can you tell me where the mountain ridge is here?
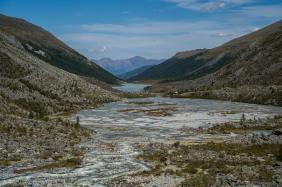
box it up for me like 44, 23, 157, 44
95, 56, 165, 75
0, 15, 120, 174
0, 14, 120, 85
119, 65, 153, 80
131, 20, 282, 83
135, 20, 282, 105
0, 30, 119, 117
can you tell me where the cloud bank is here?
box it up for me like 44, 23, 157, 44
60, 1, 282, 59
163, 0, 254, 11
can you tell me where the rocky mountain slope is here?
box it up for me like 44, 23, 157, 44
0, 14, 120, 85
137, 20, 282, 105
95, 56, 164, 76
0, 30, 119, 118
119, 65, 153, 80
132, 21, 282, 83
131, 49, 209, 81
0, 14, 121, 177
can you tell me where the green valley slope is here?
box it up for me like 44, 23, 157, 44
132, 20, 282, 84
0, 14, 120, 85
133, 20, 282, 105
119, 65, 153, 80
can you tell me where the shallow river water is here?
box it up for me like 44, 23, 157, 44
1, 84, 281, 186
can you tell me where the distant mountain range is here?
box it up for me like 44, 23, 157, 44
119, 65, 153, 80
132, 20, 282, 105
94, 56, 165, 76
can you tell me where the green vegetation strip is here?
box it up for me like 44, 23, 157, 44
14, 157, 81, 174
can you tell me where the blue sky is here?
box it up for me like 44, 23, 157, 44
1, 0, 282, 59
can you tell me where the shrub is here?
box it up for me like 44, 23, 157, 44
172, 141, 180, 148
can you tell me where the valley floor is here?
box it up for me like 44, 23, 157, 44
113, 116, 282, 186
0, 96, 281, 186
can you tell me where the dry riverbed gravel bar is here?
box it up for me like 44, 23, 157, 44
0, 97, 282, 186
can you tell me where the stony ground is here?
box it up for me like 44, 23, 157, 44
0, 114, 93, 174
108, 115, 282, 187
0, 29, 120, 186
137, 21, 282, 107
1, 96, 281, 186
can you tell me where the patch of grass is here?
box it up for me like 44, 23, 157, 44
220, 111, 239, 115
132, 164, 162, 177
208, 116, 282, 134
277, 146, 282, 161
10, 154, 22, 162
0, 123, 30, 137
14, 157, 81, 174
0, 160, 11, 166
146, 108, 173, 117
118, 106, 177, 117
118, 108, 138, 113
274, 114, 282, 120
183, 172, 216, 187
0, 52, 30, 78
172, 141, 180, 148
49, 111, 74, 120
19, 79, 60, 100
136, 140, 281, 185
255, 165, 274, 182
138, 152, 166, 164
189, 142, 281, 158
127, 101, 154, 105
118, 92, 155, 98
14, 98, 48, 117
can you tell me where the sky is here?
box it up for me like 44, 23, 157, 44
0, 0, 282, 60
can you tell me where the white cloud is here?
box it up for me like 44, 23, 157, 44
61, 20, 256, 59
163, 0, 253, 11
233, 4, 282, 18
211, 32, 233, 37
59, 3, 282, 59
88, 46, 108, 53
252, 27, 260, 32
80, 21, 213, 34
